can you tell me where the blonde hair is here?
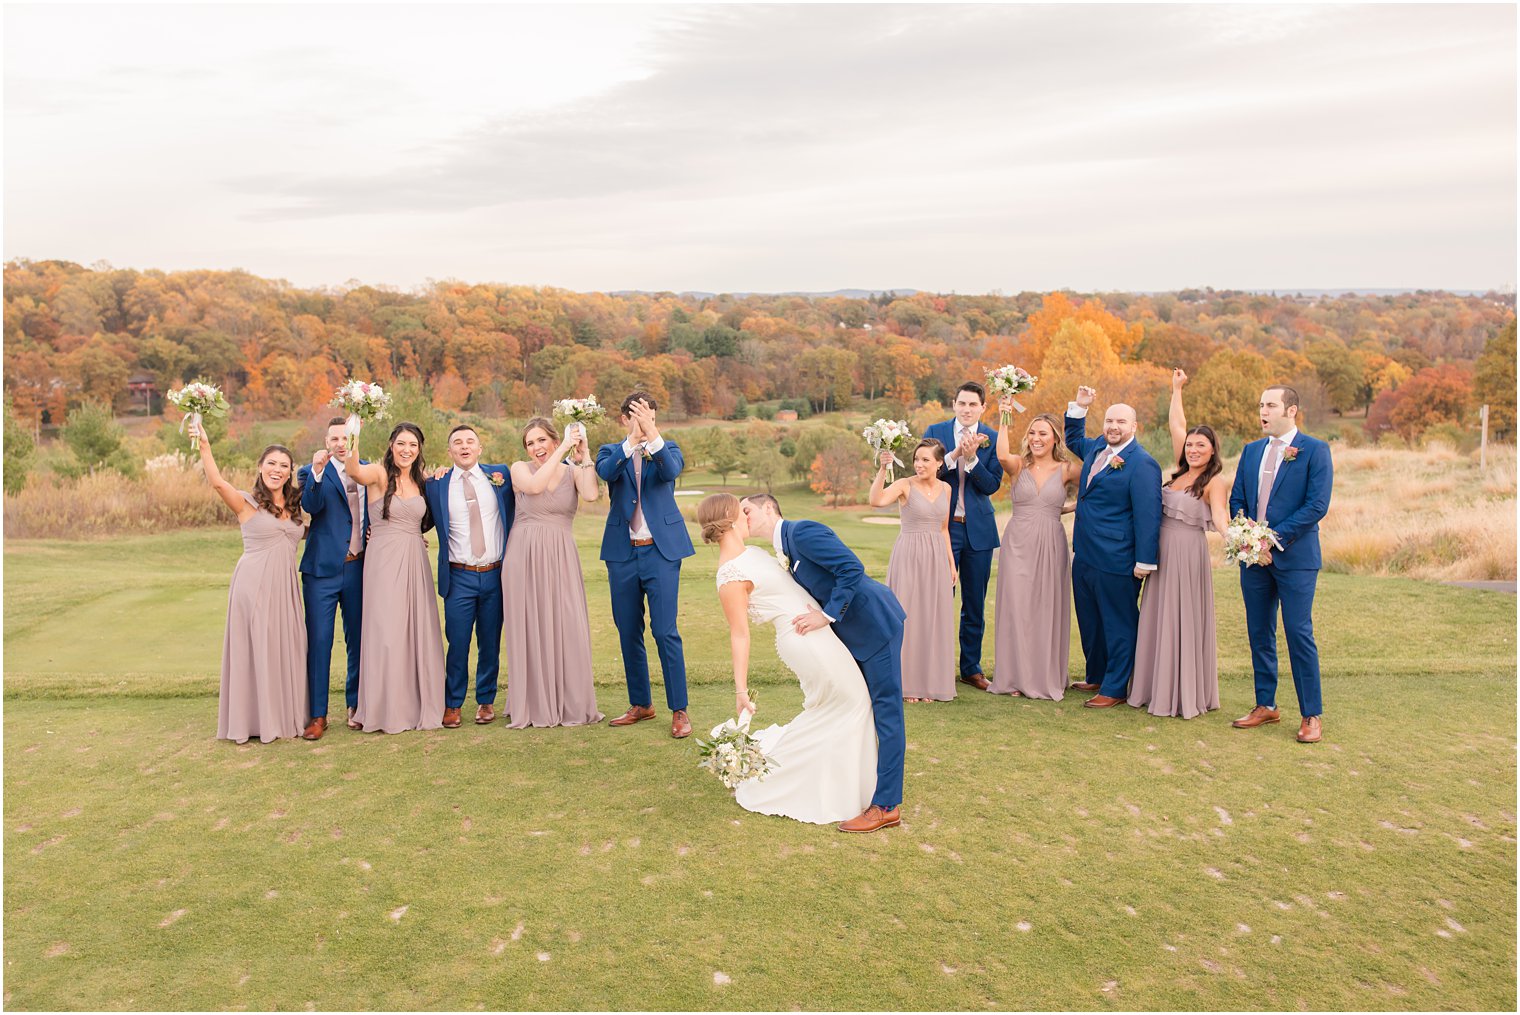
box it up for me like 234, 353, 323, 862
522, 416, 559, 445
1021, 413, 1069, 468
697, 492, 740, 544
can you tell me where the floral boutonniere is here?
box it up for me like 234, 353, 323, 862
1108, 454, 1126, 471
1281, 446, 1299, 463
488, 472, 505, 487
976, 433, 991, 449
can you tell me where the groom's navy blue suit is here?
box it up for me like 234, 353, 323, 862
1230, 430, 1332, 717
1064, 415, 1163, 699
597, 438, 694, 711
297, 458, 369, 720
780, 519, 907, 810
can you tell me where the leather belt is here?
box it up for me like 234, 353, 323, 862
630, 538, 655, 547
950, 517, 966, 524
345, 551, 365, 562
450, 561, 502, 572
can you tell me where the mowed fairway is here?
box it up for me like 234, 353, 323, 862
4, 494, 1516, 1011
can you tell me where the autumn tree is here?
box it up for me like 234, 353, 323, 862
1474, 319, 1517, 439
1185, 348, 1276, 442
809, 431, 870, 506
1385, 364, 1475, 442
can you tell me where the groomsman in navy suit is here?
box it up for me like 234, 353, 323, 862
740, 494, 907, 834
596, 392, 695, 738
423, 425, 516, 727
1229, 385, 1333, 744
924, 381, 1004, 691
1064, 386, 1163, 708
297, 418, 369, 740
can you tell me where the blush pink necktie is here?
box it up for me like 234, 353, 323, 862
1256, 438, 1285, 522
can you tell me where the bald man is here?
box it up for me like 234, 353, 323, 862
1064, 386, 1163, 708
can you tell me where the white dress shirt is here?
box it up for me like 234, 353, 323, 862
447, 464, 504, 566
621, 434, 666, 541
1258, 426, 1299, 490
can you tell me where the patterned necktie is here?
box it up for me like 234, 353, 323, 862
1256, 438, 1285, 522
462, 471, 487, 558
1086, 446, 1112, 489
631, 451, 646, 534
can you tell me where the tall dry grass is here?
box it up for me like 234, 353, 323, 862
3, 464, 257, 539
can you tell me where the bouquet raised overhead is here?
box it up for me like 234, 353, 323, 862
166, 381, 230, 451
331, 379, 392, 444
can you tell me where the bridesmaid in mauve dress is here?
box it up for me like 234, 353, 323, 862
190, 425, 308, 744
503, 417, 604, 728
869, 440, 957, 703
989, 408, 1084, 700
1129, 370, 1232, 718
342, 422, 447, 734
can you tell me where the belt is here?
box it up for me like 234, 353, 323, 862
630, 538, 655, 547
450, 561, 502, 572
345, 551, 365, 562
950, 517, 966, 524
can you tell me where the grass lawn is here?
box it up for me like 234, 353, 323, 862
4, 493, 1516, 1010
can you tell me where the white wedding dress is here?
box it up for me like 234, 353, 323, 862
715, 546, 877, 824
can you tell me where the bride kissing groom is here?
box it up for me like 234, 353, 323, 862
698, 492, 907, 833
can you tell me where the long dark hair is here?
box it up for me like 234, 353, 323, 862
382, 422, 427, 520
1171, 425, 1222, 500
253, 444, 302, 521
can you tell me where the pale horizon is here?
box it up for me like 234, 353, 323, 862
6, 3, 1516, 294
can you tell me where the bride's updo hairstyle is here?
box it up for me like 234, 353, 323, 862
697, 492, 741, 544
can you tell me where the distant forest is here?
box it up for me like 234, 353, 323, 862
4, 259, 1515, 444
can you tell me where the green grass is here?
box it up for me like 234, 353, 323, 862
4, 492, 1516, 1010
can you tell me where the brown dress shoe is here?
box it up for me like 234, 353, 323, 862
1084, 694, 1125, 708
609, 705, 656, 727
1070, 681, 1100, 692
1232, 705, 1281, 729
442, 707, 463, 728
475, 703, 496, 725
839, 805, 902, 833
671, 709, 692, 739
301, 716, 328, 741
346, 707, 361, 730
1297, 715, 1322, 743
960, 673, 991, 691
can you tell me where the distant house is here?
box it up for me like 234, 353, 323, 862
776, 409, 799, 423
127, 372, 157, 415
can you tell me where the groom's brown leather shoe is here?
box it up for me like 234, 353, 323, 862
301, 716, 328, 741
671, 709, 692, 739
1296, 715, 1322, 743
1070, 681, 1100, 692
609, 705, 656, 727
475, 704, 496, 725
1084, 694, 1125, 708
442, 707, 463, 728
960, 673, 991, 691
1232, 705, 1281, 729
839, 805, 902, 833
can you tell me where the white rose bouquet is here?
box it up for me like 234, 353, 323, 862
696, 702, 776, 790
1223, 512, 1283, 567
552, 394, 606, 451
863, 418, 914, 481
986, 364, 1038, 424
165, 381, 230, 451
331, 379, 392, 444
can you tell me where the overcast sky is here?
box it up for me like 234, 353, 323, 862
5, 3, 1515, 293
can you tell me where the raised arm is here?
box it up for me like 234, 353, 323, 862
1064, 385, 1101, 461
994, 396, 1025, 477
718, 578, 756, 717
1168, 368, 1188, 463
299, 454, 329, 517
512, 432, 577, 495
191, 422, 255, 522
341, 450, 387, 494
867, 452, 909, 507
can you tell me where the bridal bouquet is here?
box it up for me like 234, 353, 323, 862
986, 364, 1038, 423
863, 418, 913, 481
331, 379, 392, 444
1223, 512, 1282, 567
696, 704, 776, 789
552, 394, 606, 449
165, 381, 230, 451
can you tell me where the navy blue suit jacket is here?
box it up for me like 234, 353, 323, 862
297, 459, 370, 579
1229, 432, 1332, 571
595, 439, 695, 563
924, 419, 1003, 551
422, 464, 516, 599
780, 519, 906, 662
1064, 415, 1163, 576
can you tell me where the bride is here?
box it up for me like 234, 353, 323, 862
697, 493, 877, 825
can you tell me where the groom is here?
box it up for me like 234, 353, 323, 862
740, 494, 907, 833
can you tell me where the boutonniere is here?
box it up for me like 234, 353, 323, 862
1281, 446, 1299, 463
1108, 454, 1125, 471
777, 551, 790, 570
487, 472, 505, 487
976, 433, 991, 449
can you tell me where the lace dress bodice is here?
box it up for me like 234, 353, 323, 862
716, 546, 823, 627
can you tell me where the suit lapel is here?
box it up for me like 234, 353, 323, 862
326, 460, 353, 519
1268, 434, 1301, 501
